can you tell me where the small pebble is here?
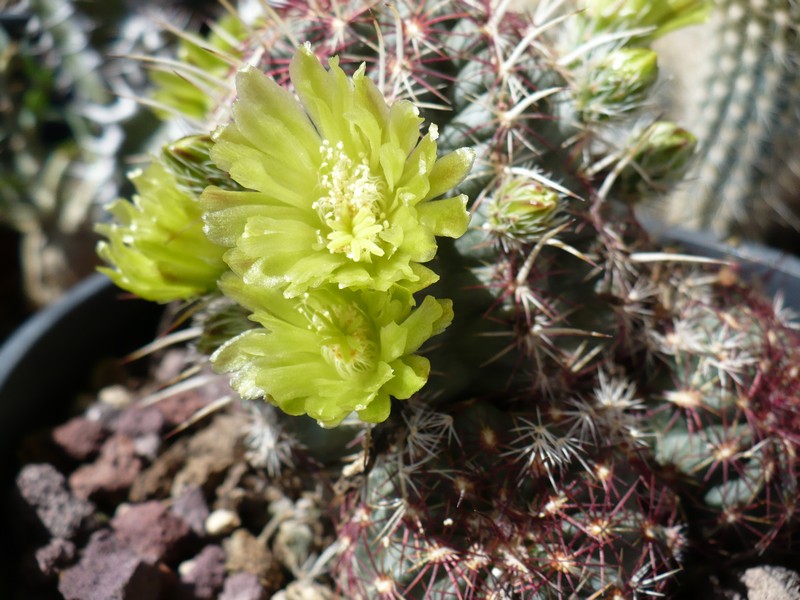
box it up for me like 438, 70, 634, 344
205, 508, 241, 536
133, 433, 161, 461
272, 581, 335, 600
740, 566, 800, 600
99, 385, 135, 409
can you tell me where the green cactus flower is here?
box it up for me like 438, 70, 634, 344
211, 272, 454, 427
96, 157, 228, 303
202, 44, 474, 297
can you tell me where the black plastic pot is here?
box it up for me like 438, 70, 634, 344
647, 222, 800, 300
0, 273, 164, 459
0, 273, 163, 597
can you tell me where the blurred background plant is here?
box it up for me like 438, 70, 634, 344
0, 0, 221, 338
653, 0, 800, 249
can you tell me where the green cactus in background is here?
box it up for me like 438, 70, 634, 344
93, 0, 800, 597
0, 0, 224, 307
659, 0, 800, 245
0, 0, 154, 305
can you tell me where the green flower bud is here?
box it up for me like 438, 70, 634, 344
486, 177, 561, 245
96, 154, 228, 303
211, 273, 454, 428
202, 44, 474, 298
576, 48, 659, 120
151, 14, 247, 120
617, 121, 697, 198
162, 135, 241, 196
585, 0, 712, 42
194, 299, 255, 357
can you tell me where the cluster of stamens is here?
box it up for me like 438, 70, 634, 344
300, 292, 377, 377
314, 140, 388, 262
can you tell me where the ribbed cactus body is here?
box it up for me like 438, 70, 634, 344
663, 0, 800, 239
649, 282, 800, 556
335, 401, 684, 599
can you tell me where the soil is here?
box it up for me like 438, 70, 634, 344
7, 346, 339, 600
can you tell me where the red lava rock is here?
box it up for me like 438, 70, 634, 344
58, 530, 164, 600
219, 572, 269, 600
155, 373, 232, 428
111, 500, 192, 565
35, 538, 76, 578
170, 485, 210, 536
114, 404, 165, 438
179, 544, 226, 598
52, 417, 109, 461
15, 464, 95, 539
69, 435, 142, 501
157, 392, 214, 428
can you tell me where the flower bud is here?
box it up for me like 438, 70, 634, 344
162, 135, 238, 196
617, 121, 697, 199
576, 48, 659, 120
486, 177, 561, 245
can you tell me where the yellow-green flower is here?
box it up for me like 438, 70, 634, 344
211, 273, 453, 427
202, 44, 474, 297
96, 156, 227, 302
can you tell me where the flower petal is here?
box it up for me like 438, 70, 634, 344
417, 195, 471, 239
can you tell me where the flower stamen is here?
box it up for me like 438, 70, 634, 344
300, 292, 378, 377
315, 140, 387, 262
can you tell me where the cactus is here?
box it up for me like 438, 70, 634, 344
0, 0, 226, 306
93, 0, 800, 597
660, 0, 800, 243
